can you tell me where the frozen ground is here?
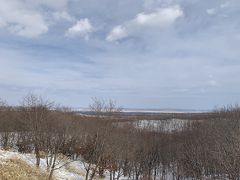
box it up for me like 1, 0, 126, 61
0, 149, 134, 180
0, 149, 86, 180
117, 118, 190, 132
134, 119, 189, 132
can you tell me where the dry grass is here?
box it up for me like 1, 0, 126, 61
0, 158, 49, 180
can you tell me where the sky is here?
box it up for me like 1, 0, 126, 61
0, 0, 240, 110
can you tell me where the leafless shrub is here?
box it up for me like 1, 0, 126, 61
1, 95, 240, 179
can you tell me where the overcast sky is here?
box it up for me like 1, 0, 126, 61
0, 0, 239, 110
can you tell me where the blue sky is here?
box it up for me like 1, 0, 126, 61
0, 0, 240, 110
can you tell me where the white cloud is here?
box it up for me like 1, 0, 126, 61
106, 5, 183, 42
135, 5, 183, 27
206, 8, 217, 15
106, 25, 128, 42
65, 19, 93, 38
0, 0, 75, 38
0, 1, 48, 37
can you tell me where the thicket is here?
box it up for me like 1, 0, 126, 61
0, 96, 240, 180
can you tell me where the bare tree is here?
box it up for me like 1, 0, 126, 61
20, 94, 53, 167
89, 97, 122, 117
0, 99, 16, 150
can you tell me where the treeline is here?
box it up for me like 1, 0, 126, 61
0, 95, 240, 179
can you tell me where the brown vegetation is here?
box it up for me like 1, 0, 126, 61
0, 158, 48, 180
1, 95, 240, 179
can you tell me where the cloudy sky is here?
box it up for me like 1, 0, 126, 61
0, 0, 239, 110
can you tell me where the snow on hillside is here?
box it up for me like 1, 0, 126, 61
0, 149, 85, 180
0, 150, 134, 180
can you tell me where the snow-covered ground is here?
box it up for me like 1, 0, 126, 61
0, 149, 134, 180
0, 149, 86, 180
134, 119, 189, 132
116, 119, 190, 132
